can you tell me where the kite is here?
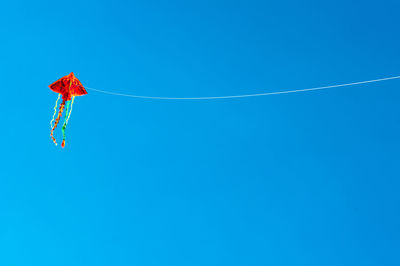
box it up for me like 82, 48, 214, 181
49, 72, 87, 148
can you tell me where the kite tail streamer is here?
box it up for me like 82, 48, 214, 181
50, 94, 61, 128
61, 100, 71, 148
50, 100, 65, 146
66, 96, 75, 125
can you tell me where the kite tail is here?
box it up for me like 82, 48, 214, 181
61, 100, 72, 148
66, 96, 75, 125
50, 94, 61, 129
50, 100, 66, 146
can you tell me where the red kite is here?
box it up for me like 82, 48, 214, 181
49, 72, 87, 148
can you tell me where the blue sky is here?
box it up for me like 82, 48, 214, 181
0, 0, 399, 265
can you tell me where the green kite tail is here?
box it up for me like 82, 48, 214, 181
61, 100, 71, 148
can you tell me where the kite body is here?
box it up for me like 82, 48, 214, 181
49, 72, 87, 148
50, 72, 87, 101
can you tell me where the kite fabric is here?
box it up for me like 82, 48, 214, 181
49, 72, 87, 148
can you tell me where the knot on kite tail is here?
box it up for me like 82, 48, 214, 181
50, 100, 66, 146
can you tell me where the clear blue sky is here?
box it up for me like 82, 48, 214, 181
0, 1, 399, 265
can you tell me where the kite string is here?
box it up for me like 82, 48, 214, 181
84, 75, 400, 100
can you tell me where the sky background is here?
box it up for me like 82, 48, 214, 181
0, 0, 399, 265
